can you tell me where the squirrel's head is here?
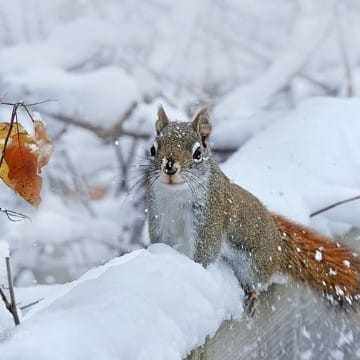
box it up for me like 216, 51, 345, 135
148, 106, 212, 188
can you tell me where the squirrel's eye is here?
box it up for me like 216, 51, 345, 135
192, 142, 202, 162
150, 142, 158, 158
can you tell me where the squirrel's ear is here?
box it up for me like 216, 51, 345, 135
192, 108, 212, 148
156, 106, 170, 135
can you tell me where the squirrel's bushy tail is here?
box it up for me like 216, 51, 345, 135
272, 214, 360, 308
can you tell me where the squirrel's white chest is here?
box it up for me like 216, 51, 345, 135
152, 182, 195, 258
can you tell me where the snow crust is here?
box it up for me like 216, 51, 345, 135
1, 245, 243, 360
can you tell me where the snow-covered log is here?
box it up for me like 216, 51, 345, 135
0, 245, 243, 360
3, 240, 360, 360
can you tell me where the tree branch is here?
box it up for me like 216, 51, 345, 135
0, 258, 20, 326
0, 287, 11, 311
310, 195, 360, 218
0, 208, 30, 222
60, 149, 96, 218
6, 257, 20, 325
41, 102, 147, 141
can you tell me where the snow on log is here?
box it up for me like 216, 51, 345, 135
0, 244, 243, 360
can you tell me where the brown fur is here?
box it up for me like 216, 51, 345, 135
273, 214, 360, 306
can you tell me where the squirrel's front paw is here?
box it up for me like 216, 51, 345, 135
243, 289, 259, 317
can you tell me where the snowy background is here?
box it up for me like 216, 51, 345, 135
1, 0, 360, 358
0, 0, 359, 286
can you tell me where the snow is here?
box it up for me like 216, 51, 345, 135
315, 250, 323, 262
1, 2, 360, 358
0, 17, 119, 74
0, 245, 243, 360
211, 0, 334, 149
0, 241, 9, 259
4, 66, 138, 128
217, 0, 333, 112
222, 97, 360, 235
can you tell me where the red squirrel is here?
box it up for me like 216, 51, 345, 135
146, 106, 360, 314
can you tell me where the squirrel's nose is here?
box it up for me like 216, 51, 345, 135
163, 158, 178, 176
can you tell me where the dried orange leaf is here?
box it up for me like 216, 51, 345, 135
5, 134, 42, 206
0, 120, 53, 207
0, 122, 30, 188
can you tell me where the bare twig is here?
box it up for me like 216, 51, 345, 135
0, 103, 18, 168
297, 73, 338, 95
38, 111, 101, 133
65, 44, 118, 73
41, 102, 144, 141
0, 99, 56, 107
1, 257, 20, 325
212, 146, 238, 155
61, 149, 96, 218
20, 298, 44, 311
118, 101, 138, 126
310, 195, 360, 218
0, 208, 30, 222
52, 125, 68, 142
114, 137, 139, 195
114, 141, 128, 193
0, 287, 11, 311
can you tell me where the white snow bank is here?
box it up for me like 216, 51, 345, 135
222, 97, 360, 235
1, 245, 243, 360
212, 109, 281, 149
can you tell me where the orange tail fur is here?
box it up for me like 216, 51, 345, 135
272, 214, 360, 308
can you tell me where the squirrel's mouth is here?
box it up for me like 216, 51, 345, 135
160, 174, 185, 186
